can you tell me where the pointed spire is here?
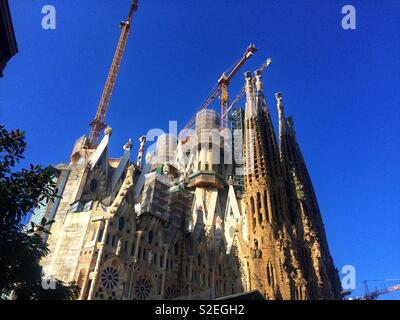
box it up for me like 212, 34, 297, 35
255, 69, 263, 92
287, 116, 296, 136
255, 69, 270, 115
123, 138, 133, 151
136, 135, 147, 168
112, 138, 132, 190
104, 126, 113, 136
244, 72, 257, 120
275, 92, 284, 118
276, 92, 292, 136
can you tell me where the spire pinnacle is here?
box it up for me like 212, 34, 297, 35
255, 69, 263, 92
104, 126, 113, 136
244, 71, 254, 97
276, 92, 291, 136
123, 138, 133, 151
275, 92, 284, 118
244, 72, 257, 120
287, 116, 296, 136
276, 92, 296, 137
136, 135, 147, 168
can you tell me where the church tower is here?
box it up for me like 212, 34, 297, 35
276, 92, 342, 299
243, 71, 307, 300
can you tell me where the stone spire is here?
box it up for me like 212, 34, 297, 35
255, 69, 267, 113
277, 93, 342, 299
276, 92, 286, 136
244, 72, 258, 120
254, 72, 282, 182
255, 69, 263, 92
136, 135, 147, 168
242, 72, 306, 300
276, 92, 295, 138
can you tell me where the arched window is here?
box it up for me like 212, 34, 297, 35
148, 230, 153, 244
250, 197, 255, 216
257, 192, 263, 223
303, 248, 309, 273
118, 217, 125, 231
250, 197, 256, 229
174, 243, 179, 256
263, 190, 269, 223
266, 261, 275, 288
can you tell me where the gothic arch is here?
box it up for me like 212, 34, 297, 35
130, 268, 157, 300
95, 257, 127, 300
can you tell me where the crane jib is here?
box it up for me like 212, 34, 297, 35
88, 1, 139, 148
180, 44, 258, 135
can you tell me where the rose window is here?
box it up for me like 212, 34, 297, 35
165, 286, 179, 300
134, 277, 152, 300
101, 267, 119, 290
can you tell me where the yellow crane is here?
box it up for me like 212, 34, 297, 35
88, 0, 139, 148
358, 280, 400, 300
179, 44, 257, 139
344, 279, 400, 300
218, 44, 257, 128
223, 57, 272, 119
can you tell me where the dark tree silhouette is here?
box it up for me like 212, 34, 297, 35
0, 125, 79, 300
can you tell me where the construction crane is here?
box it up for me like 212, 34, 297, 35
218, 44, 257, 128
87, 0, 139, 148
360, 281, 400, 300
179, 44, 257, 139
364, 284, 400, 300
222, 57, 272, 119
349, 280, 400, 300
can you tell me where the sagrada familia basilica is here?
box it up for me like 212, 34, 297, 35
33, 1, 342, 300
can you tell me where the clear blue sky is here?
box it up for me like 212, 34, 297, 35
1, 0, 399, 299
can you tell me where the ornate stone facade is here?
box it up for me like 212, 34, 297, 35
40, 74, 341, 300
276, 92, 342, 299
241, 70, 341, 300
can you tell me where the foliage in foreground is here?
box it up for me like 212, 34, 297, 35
0, 125, 79, 300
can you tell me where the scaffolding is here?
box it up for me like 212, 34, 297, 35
195, 109, 220, 132
155, 134, 178, 165
140, 172, 170, 221
231, 108, 245, 194
168, 185, 193, 223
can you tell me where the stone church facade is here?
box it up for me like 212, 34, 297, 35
39, 72, 341, 300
